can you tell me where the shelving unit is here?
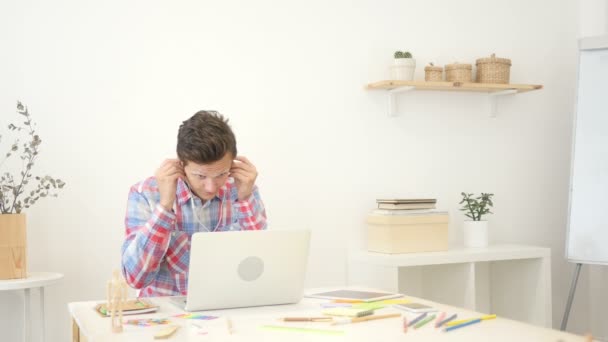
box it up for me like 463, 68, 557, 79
347, 244, 552, 328
366, 80, 543, 117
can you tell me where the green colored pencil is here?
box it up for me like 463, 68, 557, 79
414, 314, 436, 329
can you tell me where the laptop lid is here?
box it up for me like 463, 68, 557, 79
184, 229, 311, 311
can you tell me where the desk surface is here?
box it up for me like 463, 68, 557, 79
0, 272, 63, 291
69, 289, 585, 342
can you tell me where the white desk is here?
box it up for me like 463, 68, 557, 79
348, 245, 552, 327
68, 289, 583, 342
0, 272, 64, 342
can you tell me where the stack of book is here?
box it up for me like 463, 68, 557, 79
368, 198, 449, 254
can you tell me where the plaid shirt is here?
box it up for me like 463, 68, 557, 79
121, 176, 267, 297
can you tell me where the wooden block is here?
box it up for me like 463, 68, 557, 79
367, 214, 448, 225
154, 325, 179, 339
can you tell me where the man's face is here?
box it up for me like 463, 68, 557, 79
182, 153, 233, 200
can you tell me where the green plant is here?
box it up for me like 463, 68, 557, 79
459, 192, 494, 221
0, 102, 65, 214
394, 51, 413, 58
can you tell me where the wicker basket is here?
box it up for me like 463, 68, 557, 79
424, 65, 443, 81
445, 63, 472, 82
476, 54, 511, 84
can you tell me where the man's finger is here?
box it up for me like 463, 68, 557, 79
230, 170, 251, 181
234, 155, 253, 166
231, 161, 255, 173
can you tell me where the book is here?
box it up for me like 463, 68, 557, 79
94, 298, 159, 317
376, 198, 436, 204
371, 209, 447, 216
377, 202, 436, 210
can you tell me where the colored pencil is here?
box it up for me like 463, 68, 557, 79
436, 313, 458, 328
444, 318, 482, 332
414, 314, 436, 329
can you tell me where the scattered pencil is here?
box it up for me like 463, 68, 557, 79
282, 317, 333, 322
436, 313, 458, 328
435, 312, 446, 327
331, 313, 401, 325
414, 314, 436, 329
444, 318, 482, 332
408, 312, 427, 326
445, 314, 496, 327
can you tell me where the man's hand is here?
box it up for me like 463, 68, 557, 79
155, 159, 185, 212
230, 156, 258, 201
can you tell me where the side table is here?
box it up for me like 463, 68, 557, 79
0, 272, 64, 342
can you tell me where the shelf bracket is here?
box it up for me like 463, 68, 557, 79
488, 89, 517, 117
387, 86, 415, 117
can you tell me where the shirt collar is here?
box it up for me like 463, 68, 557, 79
176, 177, 231, 205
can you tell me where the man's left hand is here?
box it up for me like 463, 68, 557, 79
230, 156, 258, 201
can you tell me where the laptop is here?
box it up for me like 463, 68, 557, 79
172, 229, 311, 311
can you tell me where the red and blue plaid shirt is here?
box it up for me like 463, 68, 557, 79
121, 176, 267, 297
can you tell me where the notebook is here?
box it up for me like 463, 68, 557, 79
306, 289, 403, 302
95, 299, 158, 317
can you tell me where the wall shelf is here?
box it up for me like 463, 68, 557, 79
366, 80, 543, 117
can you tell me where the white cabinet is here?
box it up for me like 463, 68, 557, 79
347, 244, 551, 327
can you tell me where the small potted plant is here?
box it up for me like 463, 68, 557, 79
0, 102, 66, 279
391, 51, 416, 81
459, 192, 494, 248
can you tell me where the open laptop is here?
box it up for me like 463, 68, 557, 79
172, 229, 311, 311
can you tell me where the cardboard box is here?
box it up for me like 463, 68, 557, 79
367, 213, 448, 254
0, 214, 27, 279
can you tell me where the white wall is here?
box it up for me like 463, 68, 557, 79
0, 0, 586, 341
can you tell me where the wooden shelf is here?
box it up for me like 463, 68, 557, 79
367, 80, 543, 92
366, 80, 543, 116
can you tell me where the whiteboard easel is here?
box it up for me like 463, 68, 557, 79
562, 34, 608, 330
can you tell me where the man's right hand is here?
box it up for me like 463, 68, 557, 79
155, 159, 185, 212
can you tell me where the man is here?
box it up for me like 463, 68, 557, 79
121, 111, 267, 297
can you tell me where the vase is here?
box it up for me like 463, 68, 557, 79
0, 214, 27, 279
463, 220, 488, 248
390, 58, 416, 80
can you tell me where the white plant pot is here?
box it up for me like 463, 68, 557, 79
463, 220, 489, 248
390, 58, 416, 80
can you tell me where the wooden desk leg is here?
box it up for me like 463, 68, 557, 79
72, 318, 88, 342
24, 288, 30, 342
72, 318, 80, 342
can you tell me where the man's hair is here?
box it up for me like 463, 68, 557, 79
177, 110, 237, 164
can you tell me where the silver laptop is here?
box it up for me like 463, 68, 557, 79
172, 229, 311, 311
